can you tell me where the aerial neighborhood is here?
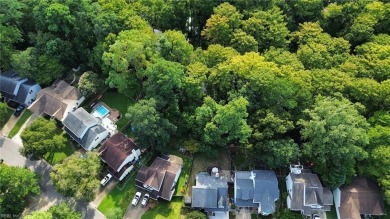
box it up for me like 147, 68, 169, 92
1, 0, 390, 219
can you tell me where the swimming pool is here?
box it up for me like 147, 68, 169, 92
96, 105, 109, 117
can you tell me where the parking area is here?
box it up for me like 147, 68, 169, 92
123, 190, 151, 219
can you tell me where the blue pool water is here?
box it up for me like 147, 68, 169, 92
96, 105, 109, 117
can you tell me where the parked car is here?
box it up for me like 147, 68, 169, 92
312, 214, 320, 219
141, 193, 150, 207
132, 192, 142, 206
100, 173, 113, 186
14, 105, 25, 117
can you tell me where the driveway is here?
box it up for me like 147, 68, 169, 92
0, 135, 106, 219
0, 113, 20, 136
123, 190, 149, 219
235, 207, 251, 219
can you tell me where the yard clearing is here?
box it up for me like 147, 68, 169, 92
186, 149, 231, 196
44, 131, 75, 165
99, 91, 135, 129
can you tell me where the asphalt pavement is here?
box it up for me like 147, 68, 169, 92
0, 135, 106, 219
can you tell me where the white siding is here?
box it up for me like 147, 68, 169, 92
286, 175, 293, 209
333, 188, 341, 219
24, 84, 41, 106
87, 129, 109, 151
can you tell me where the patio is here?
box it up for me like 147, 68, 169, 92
91, 102, 120, 135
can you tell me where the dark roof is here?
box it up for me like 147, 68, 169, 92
289, 171, 333, 216
14, 80, 36, 104
235, 170, 279, 214
63, 108, 97, 138
192, 172, 228, 211
0, 70, 24, 95
136, 155, 182, 200
28, 80, 82, 120
99, 133, 139, 171
339, 177, 385, 219
108, 163, 134, 180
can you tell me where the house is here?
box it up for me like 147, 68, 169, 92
136, 155, 182, 201
28, 80, 84, 121
0, 70, 41, 106
192, 170, 229, 219
98, 133, 141, 181
286, 165, 333, 216
333, 176, 386, 219
63, 107, 108, 151
235, 170, 279, 216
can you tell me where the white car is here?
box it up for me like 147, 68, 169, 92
132, 192, 142, 206
312, 214, 320, 219
141, 193, 150, 207
100, 173, 113, 186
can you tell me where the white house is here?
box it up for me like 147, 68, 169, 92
98, 132, 141, 181
63, 108, 109, 151
286, 164, 333, 216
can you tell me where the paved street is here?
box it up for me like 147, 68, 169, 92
0, 135, 106, 219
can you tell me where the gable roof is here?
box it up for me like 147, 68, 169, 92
63, 108, 98, 139
0, 70, 26, 95
65, 124, 107, 150
339, 177, 385, 219
28, 80, 82, 120
289, 170, 333, 216
192, 172, 228, 211
136, 155, 182, 200
235, 170, 279, 214
98, 133, 139, 171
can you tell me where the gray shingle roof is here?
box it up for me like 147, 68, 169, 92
0, 71, 23, 95
235, 170, 279, 215
192, 172, 228, 211
63, 108, 97, 139
65, 124, 107, 150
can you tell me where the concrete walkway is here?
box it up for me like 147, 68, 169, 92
11, 113, 38, 145
0, 135, 106, 219
0, 113, 20, 136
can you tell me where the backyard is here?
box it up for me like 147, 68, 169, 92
186, 149, 231, 196
99, 91, 135, 130
141, 197, 184, 219
8, 110, 32, 138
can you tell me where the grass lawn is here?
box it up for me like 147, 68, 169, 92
141, 197, 183, 219
8, 110, 32, 138
98, 174, 137, 217
99, 91, 135, 130
44, 132, 75, 165
174, 154, 191, 196
98, 151, 155, 217
326, 206, 338, 219
0, 108, 13, 129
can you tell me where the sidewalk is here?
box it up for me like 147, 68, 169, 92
0, 114, 20, 136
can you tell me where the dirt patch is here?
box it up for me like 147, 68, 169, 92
186, 149, 231, 196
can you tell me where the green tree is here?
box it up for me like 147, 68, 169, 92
106, 207, 123, 219
186, 211, 207, 219
51, 152, 101, 201
0, 0, 25, 69
103, 29, 157, 94
21, 117, 67, 160
126, 98, 176, 150
291, 0, 323, 23
159, 30, 193, 65
24, 202, 81, 219
11, 47, 64, 85
299, 96, 369, 188
78, 71, 104, 97
24, 211, 53, 219
0, 165, 40, 217
201, 2, 243, 46
229, 29, 258, 54
195, 96, 252, 149
0, 94, 8, 127
254, 139, 299, 169
200, 44, 239, 68
242, 7, 289, 52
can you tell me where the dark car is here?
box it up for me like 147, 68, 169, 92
14, 105, 25, 117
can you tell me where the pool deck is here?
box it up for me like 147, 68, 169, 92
92, 102, 120, 123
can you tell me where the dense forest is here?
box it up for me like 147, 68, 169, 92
1, 0, 390, 204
